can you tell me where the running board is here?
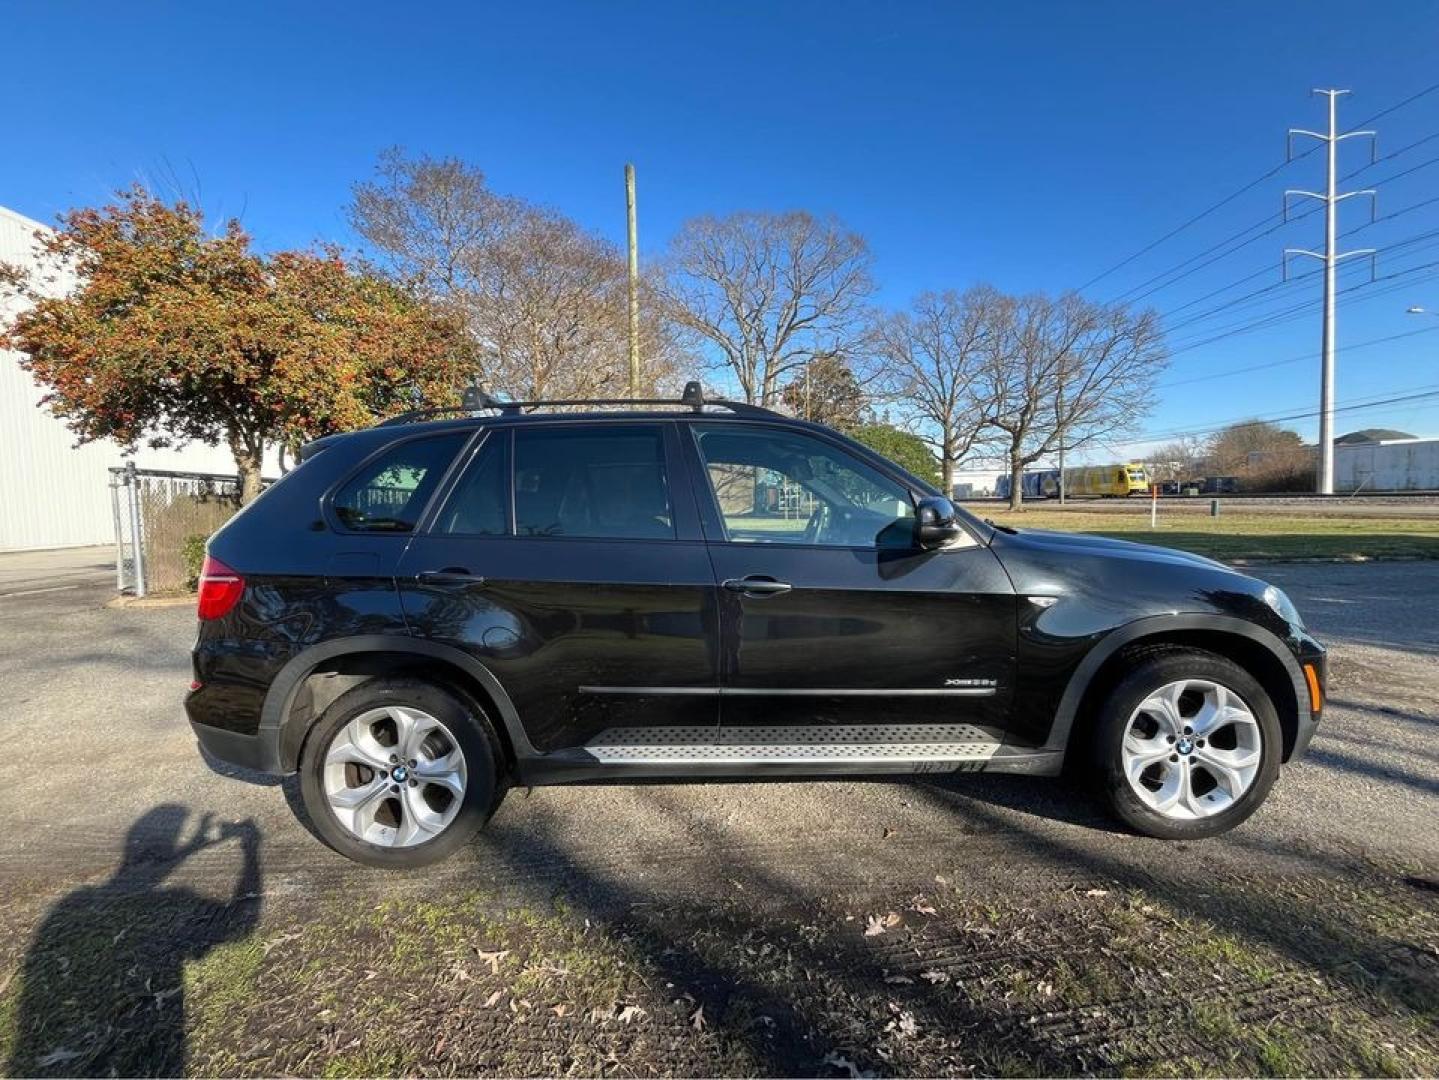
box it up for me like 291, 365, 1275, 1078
516, 725, 1064, 784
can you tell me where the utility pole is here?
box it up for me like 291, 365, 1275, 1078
625, 163, 640, 396
1056, 372, 1066, 505
1284, 89, 1376, 495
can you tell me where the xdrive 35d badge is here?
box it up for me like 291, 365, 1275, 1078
186, 383, 1325, 867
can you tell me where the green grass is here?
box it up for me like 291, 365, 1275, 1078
964, 506, 1439, 560
5, 877, 1436, 1076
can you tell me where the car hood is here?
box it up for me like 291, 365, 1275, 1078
995, 526, 1238, 575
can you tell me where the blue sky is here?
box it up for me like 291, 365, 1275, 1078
5, 1, 1439, 463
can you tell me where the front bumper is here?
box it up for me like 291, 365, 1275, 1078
1286, 644, 1326, 762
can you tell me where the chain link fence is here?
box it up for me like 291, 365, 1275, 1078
111, 465, 245, 596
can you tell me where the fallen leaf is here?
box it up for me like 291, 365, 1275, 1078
823, 1051, 873, 1078
864, 911, 903, 937
920, 969, 951, 985
477, 949, 511, 975
1085, 888, 1110, 898
152, 986, 181, 1007
483, 990, 503, 1008
551, 1003, 569, 1018
883, 974, 914, 985
617, 1004, 647, 1024
690, 1004, 706, 1030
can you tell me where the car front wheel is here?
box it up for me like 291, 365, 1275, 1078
299, 678, 503, 868
1095, 649, 1282, 840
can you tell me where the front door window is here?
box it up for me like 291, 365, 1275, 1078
693, 425, 915, 549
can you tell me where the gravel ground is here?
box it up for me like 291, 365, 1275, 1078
0, 560, 1434, 1075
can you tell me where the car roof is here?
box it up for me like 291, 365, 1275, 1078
298, 407, 807, 461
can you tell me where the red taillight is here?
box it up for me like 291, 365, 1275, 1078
197, 555, 245, 620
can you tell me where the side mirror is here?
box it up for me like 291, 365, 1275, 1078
915, 496, 962, 550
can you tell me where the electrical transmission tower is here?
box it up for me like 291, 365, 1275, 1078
1283, 89, 1377, 495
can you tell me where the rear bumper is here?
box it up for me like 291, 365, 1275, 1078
186, 677, 285, 775
190, 719, 284, 774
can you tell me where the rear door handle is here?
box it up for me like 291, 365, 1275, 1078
722, 576, 792, 597
417, 568, 486, 588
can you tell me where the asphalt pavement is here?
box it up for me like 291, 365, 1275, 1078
0, 559, 1433, 910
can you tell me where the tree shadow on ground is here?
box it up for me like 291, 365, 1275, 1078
5, 805, 262, 1077
1302, 745, 1439, 797
907, 782, 1439, 1021
454, 764, 1437, 1074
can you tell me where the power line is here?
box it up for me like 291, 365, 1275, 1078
1079, 80, 1439, 297
1163, 234, 1439, 347
1131, 145, 1439, 313
1154, 189, 1439, 325
1077, 158, 1310, 293
1155, 325, 1439, 390
1165, 257, 1439, 355
1126, 384, 1439, 447
1352, 78, 1439, 126
1160, 225, 1439, 336
1103, 140, 1439, 313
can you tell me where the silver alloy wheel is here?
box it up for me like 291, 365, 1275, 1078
322, 706, 468, 847
1121, 678, 1262, 821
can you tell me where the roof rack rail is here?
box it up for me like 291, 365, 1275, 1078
376, 380, 779, 427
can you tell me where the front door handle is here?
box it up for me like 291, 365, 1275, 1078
417, 568, 486, 588
722, 576, 792, 597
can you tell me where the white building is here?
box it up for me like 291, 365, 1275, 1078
1, 204, 264, 551
1335, 437, 1439, 492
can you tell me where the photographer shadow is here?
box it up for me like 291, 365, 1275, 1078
6, 805, 261, 1077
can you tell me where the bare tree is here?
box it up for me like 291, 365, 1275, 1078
660, 211, 874, 405
350, 149, 511, 310
1145, 435, 1210, 484
351, 150, 680, 401
982, 293, 1166, 510
870, 287, 1004, 493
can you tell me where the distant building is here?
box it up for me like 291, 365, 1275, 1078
1335, 428, 1417, 445
1, 204, 265, 551
949, 468, 999, 500
1334, 436, 1439, 492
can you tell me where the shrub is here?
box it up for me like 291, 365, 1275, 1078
181, 534, 209, 593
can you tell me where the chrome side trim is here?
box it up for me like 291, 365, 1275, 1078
578, 686, 721, 696
578, 686, 997, 698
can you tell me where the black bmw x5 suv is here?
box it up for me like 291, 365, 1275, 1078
188, 385, 1325, 867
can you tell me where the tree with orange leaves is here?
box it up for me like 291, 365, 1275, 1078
1, 188, 475, 502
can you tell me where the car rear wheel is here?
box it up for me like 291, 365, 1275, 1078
1095, 649, 1281, 840
299, 678, 503, 868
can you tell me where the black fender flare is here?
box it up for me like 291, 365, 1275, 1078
1040, 613, 1310, 756
258, 634, 536, 772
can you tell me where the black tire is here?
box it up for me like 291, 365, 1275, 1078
1093, 648, 1281, 840
298, 677, 504, 868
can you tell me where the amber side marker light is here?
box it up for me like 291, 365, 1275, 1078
1303, 663, 1323, 715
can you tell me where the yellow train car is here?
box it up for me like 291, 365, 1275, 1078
1064, 463, 1150, 498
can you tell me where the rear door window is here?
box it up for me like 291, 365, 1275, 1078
331, 433, 468, 533
513, 425, 675, 540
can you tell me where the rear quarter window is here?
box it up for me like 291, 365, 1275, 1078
331, 432, 468, 533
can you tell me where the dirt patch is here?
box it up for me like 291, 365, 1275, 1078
3, 865, 1434, 1077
